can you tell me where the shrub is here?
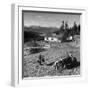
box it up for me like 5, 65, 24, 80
30, 48, 46, 54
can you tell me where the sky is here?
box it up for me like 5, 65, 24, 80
23, 11, 80, 28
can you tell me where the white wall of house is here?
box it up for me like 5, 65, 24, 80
67, 36, 73, 40
44, 37, 59, 42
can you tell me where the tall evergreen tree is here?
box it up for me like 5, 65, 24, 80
60, 21, 65, 32
77, 24, 80, 35
71, 22, 78, 36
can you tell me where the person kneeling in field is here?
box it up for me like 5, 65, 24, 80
37, 54, 45, 65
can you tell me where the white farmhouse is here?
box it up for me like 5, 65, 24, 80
67, 36, 73, 40
44, 33, 62, 42
44, 37, 59, 42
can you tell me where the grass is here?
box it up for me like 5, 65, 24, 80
23, 36, 80, 78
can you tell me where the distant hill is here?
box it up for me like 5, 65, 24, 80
24, 30, 44, 43
24, 26, 58, 34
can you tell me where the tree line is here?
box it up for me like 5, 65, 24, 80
54, 21, 80, 42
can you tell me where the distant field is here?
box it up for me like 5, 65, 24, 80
23, 36, 80, 78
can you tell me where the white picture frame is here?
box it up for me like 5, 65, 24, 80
11, 4, 87, 87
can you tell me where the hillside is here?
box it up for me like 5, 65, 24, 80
24, 26, 58, 34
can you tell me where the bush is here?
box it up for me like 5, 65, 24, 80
30, 48, 46, 54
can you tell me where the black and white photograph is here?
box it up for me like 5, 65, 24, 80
23, 10, 81, 78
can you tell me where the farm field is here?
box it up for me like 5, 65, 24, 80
23, 36, 80, 78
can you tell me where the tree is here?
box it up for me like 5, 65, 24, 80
65, 21, 69, 30
77, 24, 80, 35
71, 22, 78, 36
62, 21, 70, 42
60, 21, 65, 32
74, 22, 78, 34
